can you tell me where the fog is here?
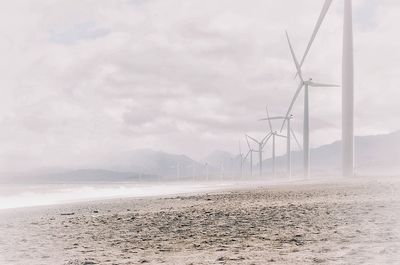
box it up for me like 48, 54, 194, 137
0, 0, 399, 176
1, 1, 400, 264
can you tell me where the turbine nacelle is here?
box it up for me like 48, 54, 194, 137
304, 79, 339, 88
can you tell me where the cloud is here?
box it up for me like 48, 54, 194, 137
0, 0, 398, 172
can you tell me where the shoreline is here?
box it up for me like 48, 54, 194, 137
0, 177, 316, 211
1, 176, 399, 264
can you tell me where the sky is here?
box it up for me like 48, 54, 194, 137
0, 0, 399, 172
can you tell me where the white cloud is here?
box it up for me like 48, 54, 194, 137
0, 0, 398, 171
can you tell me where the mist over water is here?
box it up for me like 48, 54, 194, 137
0, 182, 237, 210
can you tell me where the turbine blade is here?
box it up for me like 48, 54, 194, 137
265, 105, 273, 132
276, 134, 287, 138
262, 134, 272, 148
259, 117, 286, 122
297, 0, 333, 77
309, 82, 340, 87
280, 81, 304, 132
262, 133, 272, 144
244, 150, 250, 161
246, 135, 259, 144
245, 135, 251, 150
286, 31, 304, 82
291, 127, 303, 150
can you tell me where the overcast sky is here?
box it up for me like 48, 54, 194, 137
0, 0, 398, 171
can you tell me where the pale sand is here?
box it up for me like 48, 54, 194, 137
1, 177, 400, 265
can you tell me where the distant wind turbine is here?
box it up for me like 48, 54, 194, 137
238, 141, 244, 179
246, 133, 271, 177
244, 135, 260, 177
260, 107, 302, 178
220, 162, 224, 180
176, 162, 181, 181
191, 162, 196, 182
205, 163, 209, 181
255, 107, 286, 177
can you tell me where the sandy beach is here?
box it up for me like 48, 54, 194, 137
1, 177, 400, 265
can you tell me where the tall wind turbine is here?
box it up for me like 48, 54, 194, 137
342, 0, 354, 177
280, 0, 334, 177
288, 0, 354, 177
246, 134, 270, 177
284, 32, 339, 178
260, 108, 302, 178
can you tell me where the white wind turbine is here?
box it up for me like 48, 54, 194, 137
287, 0, 357, 178
191, 162, 196, 182
281, 0, 334, 176
246, 133, 271, 177
292, 0, 354, 177
244, 135, 258, 177
260, 106, 302, 178
238, 141, 244, 179
254, 110, 287, 177
283, 31, 339, 178
204, 163, 209, 181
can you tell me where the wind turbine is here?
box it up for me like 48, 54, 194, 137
291, 0, 358, 178
244, 135, 261, 177
173, 162, 181, 181
238, 141, 244, 179
177, 162, 181, 181
205, 163, 209, 181
242, 145, 253, 178
291, 0, 354, 177
220, 162, 224, 180
281, 0, 334, 176
246, 133, 271, 177
255, 111, 287, 177
191, 162, 196, 182
283, 31, 339, 178
260, 107, 302, 178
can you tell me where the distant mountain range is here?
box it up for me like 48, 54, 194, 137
3, 131, 400, 183
261, 130, 400, 175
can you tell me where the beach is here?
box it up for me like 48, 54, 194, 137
1, 177, 400, 265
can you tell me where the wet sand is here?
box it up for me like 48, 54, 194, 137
1, 177, 400, 264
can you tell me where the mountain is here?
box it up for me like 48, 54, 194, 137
203, 150, 236, 167
41, 169, 143, 183
4, 131, 400, 183
259, 130, 400, 175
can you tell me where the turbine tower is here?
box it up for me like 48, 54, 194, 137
342, 0, 354, 177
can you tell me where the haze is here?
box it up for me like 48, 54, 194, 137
0, 0, 399, 173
